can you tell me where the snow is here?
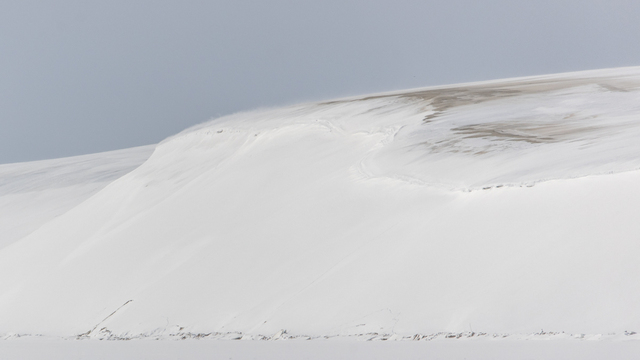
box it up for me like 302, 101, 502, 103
1, 337, 640, 360
1, 66, 640, 352
0, 146, 153, 249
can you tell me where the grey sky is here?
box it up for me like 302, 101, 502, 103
1, 0, 639, 164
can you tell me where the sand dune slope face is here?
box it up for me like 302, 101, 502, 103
1, 67, 640, 337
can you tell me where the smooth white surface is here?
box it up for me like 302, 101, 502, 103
1, 67, 640, 339
0, 146, 154, 249
1, 338, 640, 360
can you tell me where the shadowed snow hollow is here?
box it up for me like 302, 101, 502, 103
1, 67, 640, 338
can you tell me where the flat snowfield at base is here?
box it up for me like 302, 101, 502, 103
1, 339, 639, 360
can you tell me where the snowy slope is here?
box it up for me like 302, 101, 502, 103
1, 67, 640, 338
0, 146, 153, 249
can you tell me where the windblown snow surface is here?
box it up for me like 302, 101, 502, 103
0, 146, 154, 249
2, 67, 640, 354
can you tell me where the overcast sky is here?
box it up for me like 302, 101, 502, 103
2, 0, 640, 163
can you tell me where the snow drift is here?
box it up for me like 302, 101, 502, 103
1, 67, 640, 338
0, 146, 153, 249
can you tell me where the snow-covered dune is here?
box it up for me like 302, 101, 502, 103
0, 146, 153, 249
1, 67, 640, 339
